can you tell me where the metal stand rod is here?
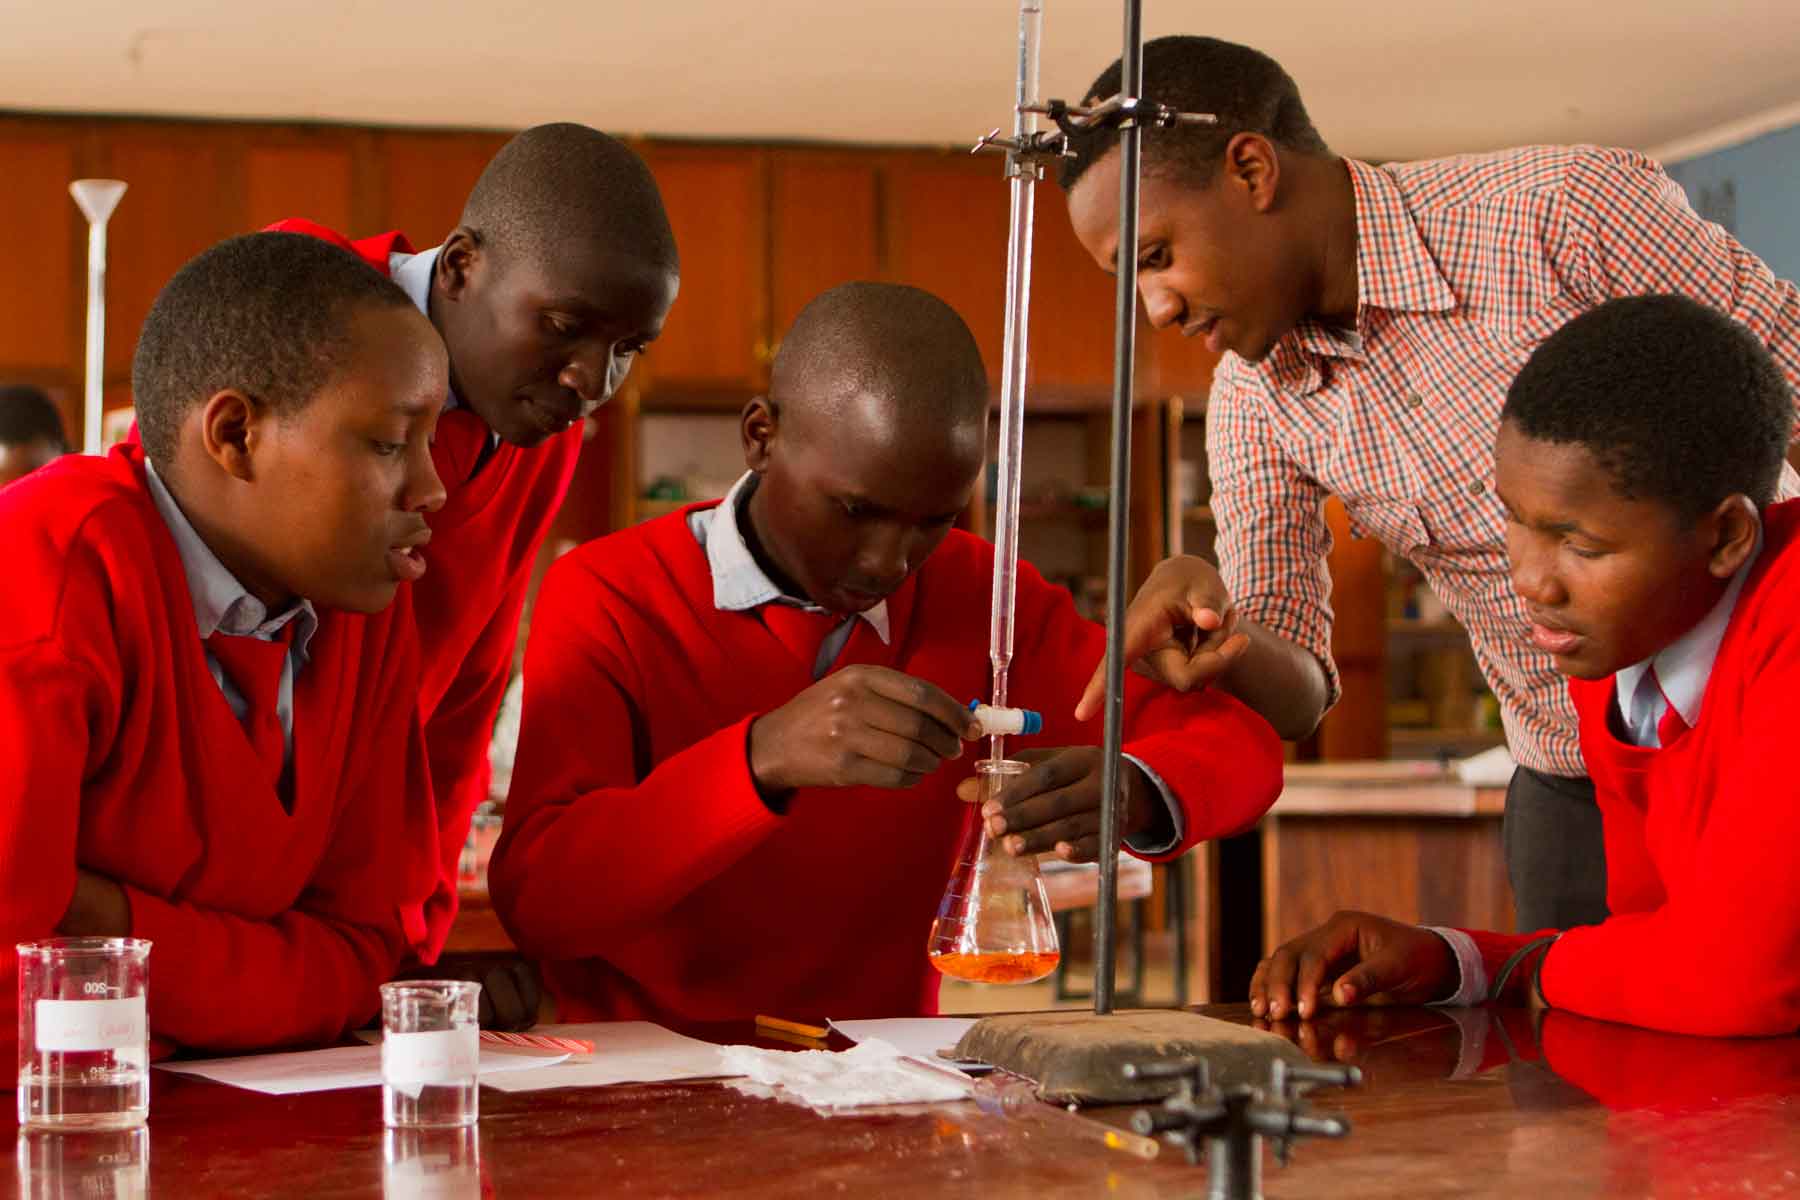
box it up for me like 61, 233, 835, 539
1092, 0, 1146, 1017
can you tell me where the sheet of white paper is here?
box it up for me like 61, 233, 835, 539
478, 1022, 728, 1093
155, 1041, 568, 1095
827, 1017, 976, 1063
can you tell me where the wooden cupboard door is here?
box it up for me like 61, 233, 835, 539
1318, 496, 1390, 760
101, 132, 237, 383
244, 140, 354, 233
641, 148, 767, 395
1028, 176, 1128, 398
0, 132, 79, 399
883, 158, 1009, 387
769, 156, 880, 345
375, 130, 511, 247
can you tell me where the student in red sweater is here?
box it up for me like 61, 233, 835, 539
1251, 295, 1800, 1037
0, 233, 450, 1082
269, 124, 680, 966
490, 282, 1283, 1024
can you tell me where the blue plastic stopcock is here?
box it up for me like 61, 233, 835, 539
968, 699, 1043, 735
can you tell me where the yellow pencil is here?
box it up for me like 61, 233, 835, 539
755, 1013, 830, 1040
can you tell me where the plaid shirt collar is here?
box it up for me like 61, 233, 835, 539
1256, 158, 1459, 396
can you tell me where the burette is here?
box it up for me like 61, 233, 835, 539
969, 0, 1216, 1011
984, 0, 1044, 768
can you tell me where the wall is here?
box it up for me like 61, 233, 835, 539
1664, 123, 1800, 283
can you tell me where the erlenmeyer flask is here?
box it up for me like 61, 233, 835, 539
927, 758, 1060, 984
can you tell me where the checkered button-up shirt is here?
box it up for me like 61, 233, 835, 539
1207, 144, 1800, 776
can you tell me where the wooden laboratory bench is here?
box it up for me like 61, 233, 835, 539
1260, 761, 1515, 954
11, 1004, 1799, 1198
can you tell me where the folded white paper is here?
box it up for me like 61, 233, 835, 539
155, 1039, 567, 1095
720, 1038, 971, 1109
477, 1021, 727, 1093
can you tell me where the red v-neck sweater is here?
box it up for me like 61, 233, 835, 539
1462, 498, 1800, 1036
270, 218, 584, 952
490, 512, 1283, 1023
0, 447, 446, 1082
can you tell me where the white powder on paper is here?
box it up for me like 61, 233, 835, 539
716, 1038, 971, 1110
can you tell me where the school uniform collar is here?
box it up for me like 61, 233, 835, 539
690, 471, 890, 643
1614, 516, 1763, 733
1250, 158, 1457, 397
142, 458, 317, 658
390, 245, 468, 419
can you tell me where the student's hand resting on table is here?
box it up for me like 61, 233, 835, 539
57, 869, 131, 937
749, 665, 980, 796
1250, 910, 1456, 1021
954, 747, 1163, 863
399, 955, 542, 1031
1075, 555, 1250, 722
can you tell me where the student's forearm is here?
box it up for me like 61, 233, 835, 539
489, 717, 783, 959
1219, 619, 1332, 741
123, 885, 406, 1051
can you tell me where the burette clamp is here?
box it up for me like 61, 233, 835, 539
971, 96, 1218, 179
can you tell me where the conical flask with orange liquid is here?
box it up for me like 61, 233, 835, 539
927, 758, 1061, 984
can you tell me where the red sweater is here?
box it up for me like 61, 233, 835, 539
1463, 498, 1800, 1036
269, 218, 584, 952
489, 513, 1283, 1023
0, 447, 445, 1082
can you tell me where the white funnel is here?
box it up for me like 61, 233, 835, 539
70, 179, 128, 455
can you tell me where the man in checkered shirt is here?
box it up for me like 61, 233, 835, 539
1059, 36, 1800, 932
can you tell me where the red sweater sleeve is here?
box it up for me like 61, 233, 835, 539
487, 555, 782, 960
0, 643, 100, 1082
1009, 558, 1284, 861
416, 574, 527, 957
1533, 648, 1800, 1036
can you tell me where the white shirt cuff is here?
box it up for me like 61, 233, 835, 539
1120, 753, 1185, 856
1425, 927, 1488, 1007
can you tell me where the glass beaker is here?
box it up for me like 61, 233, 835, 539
927, 759, 1060, 984
383, 1125, 481, 1200
17, 937, 152, 1131
380, 980, 481, 1129
17, 1126, 148, 1199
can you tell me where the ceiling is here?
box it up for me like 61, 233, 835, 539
1, 0, 1797, 161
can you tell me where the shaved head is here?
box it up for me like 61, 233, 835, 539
460, 122, 677, 273
769, 282, 988, 450
742, 282, 991, 614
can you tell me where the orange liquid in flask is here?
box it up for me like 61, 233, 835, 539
926, 758, 1061, 985
928, 950, 1060, 985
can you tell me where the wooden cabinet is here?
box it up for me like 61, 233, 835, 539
243, 138, 354, 234
373, 130, 510, 248
883, 155, 1010, 385
638, 146, 767, 398
769, 154, 882, 342
99, 132, 236, 382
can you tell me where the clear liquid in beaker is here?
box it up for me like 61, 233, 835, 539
927, 758, 1060, 984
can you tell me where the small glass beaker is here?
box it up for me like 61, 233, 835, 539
380, 980, 481, 1129
17, 937, 152, 1130
16, 1126, 149, 1199
383, 1125, 481, 1200
927, 759, 1061, 984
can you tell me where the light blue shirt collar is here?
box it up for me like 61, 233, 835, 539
389, 245, 464, 416
688, 471, 890, 643
1614, 515, 1762, 740
142, 458, 317, 658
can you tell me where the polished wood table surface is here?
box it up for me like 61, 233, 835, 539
9, 1004, 1800, 1198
